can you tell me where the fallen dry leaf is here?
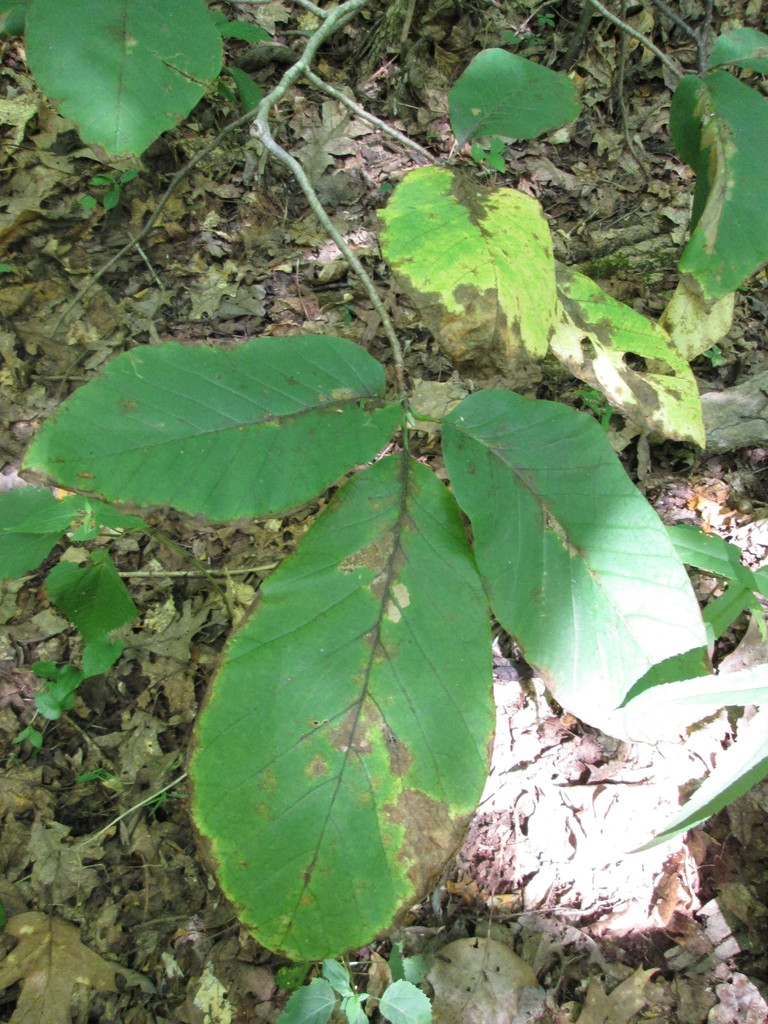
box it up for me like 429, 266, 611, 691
0, 912, 120, 1024
428, 937, 542, 1024
577, 967, 655, 1024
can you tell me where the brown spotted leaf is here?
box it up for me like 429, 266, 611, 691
378, 166, 558, 375
551, 265, 704, 445
190, 452, 494, 961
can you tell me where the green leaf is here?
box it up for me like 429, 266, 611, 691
25, 0, 222, 156
379, 980, 432, 1024
10, 494, 145, 542
210, 11, 270, 42
35, 664, 83, 719
672, 70, 768, 299
0, 0, 29, 37
276, 978, 336, 1024
341, 994, 369, 1024
13, 725, 43, 749
551, 265, 705, 445
276, 964, 311, 992
228, 66, 264, 112
449, 48, 580, 146
667, 523, 755, 588
625, 664, 768, 714
190, 453, 493, 961
322, 961, 353, 998
0, 487, 65, 579
702, 584, 761, 642
442, 390, 707, 739
102, 186, 121, 211
638, 704, 768, 849
379, 167, 558, 375
82, 637, 124, 678
708, 28, 768, 74
45, 550, 137, 641
25, 337, 401, 521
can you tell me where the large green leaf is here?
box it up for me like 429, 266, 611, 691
551, 265, 704, 445
638, 703, 768, 849
448, 49, 580, 146
25, 0, 222, 156
670, 70, 768, 299
378, 167, 558, 376
25, 337, 401, 521
442, 390, 707, 739
190, 453, 493, 961
0, 487, 64, 579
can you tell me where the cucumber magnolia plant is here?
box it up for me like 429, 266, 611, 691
4, 0, 768, 963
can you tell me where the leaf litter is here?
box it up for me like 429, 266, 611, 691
1, 1, 768, 1021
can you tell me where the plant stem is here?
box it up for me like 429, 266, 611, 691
303, 68, 433, 162
647, 0, 706, 72
80, 772, 189, 846
251, 0, 407, 392
117, 564, 277, 578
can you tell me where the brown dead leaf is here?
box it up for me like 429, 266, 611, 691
578, 967, 655, 1024
28, 818, 103, 906
0, 912, 119, 1024
428, 937, 542, 1024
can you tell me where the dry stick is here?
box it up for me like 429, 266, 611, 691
118, 564, 277, 578
251, 0, 407, 391
303, 68, 433, 162
587, 0, 683, 81
647, 0, 707, 73
255, 120, 407, 393
79, 772, 189, 847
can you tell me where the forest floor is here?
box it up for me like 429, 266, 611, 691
1, 1, 768, 1022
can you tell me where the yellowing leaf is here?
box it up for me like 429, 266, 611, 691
551, 265, 705, 445
659, 277, 735, 361
0, 912, 119, 1024
379, 167, 558, 376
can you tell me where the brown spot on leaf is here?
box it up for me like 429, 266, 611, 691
385, 789, 470, 899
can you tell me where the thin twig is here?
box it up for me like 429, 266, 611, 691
587, 0, 683, 80
118, 564, 277, 578
252, 0, 406, 391
648, 0, 698, 44
647, 0, 706, 72
254, 122, 407, 392
699, 0, 714, 74
79, 772, 189, 847
303, 68, 433, 161
294, 0, 327, 16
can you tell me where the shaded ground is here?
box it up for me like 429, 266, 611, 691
2, 1, 768, 1021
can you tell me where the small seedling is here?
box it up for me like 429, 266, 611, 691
575, 386, 614, 429
699, 344, 728, 368
470, 136, 507, 173
277, 956, 432, 1024
80, 169, 139, 212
